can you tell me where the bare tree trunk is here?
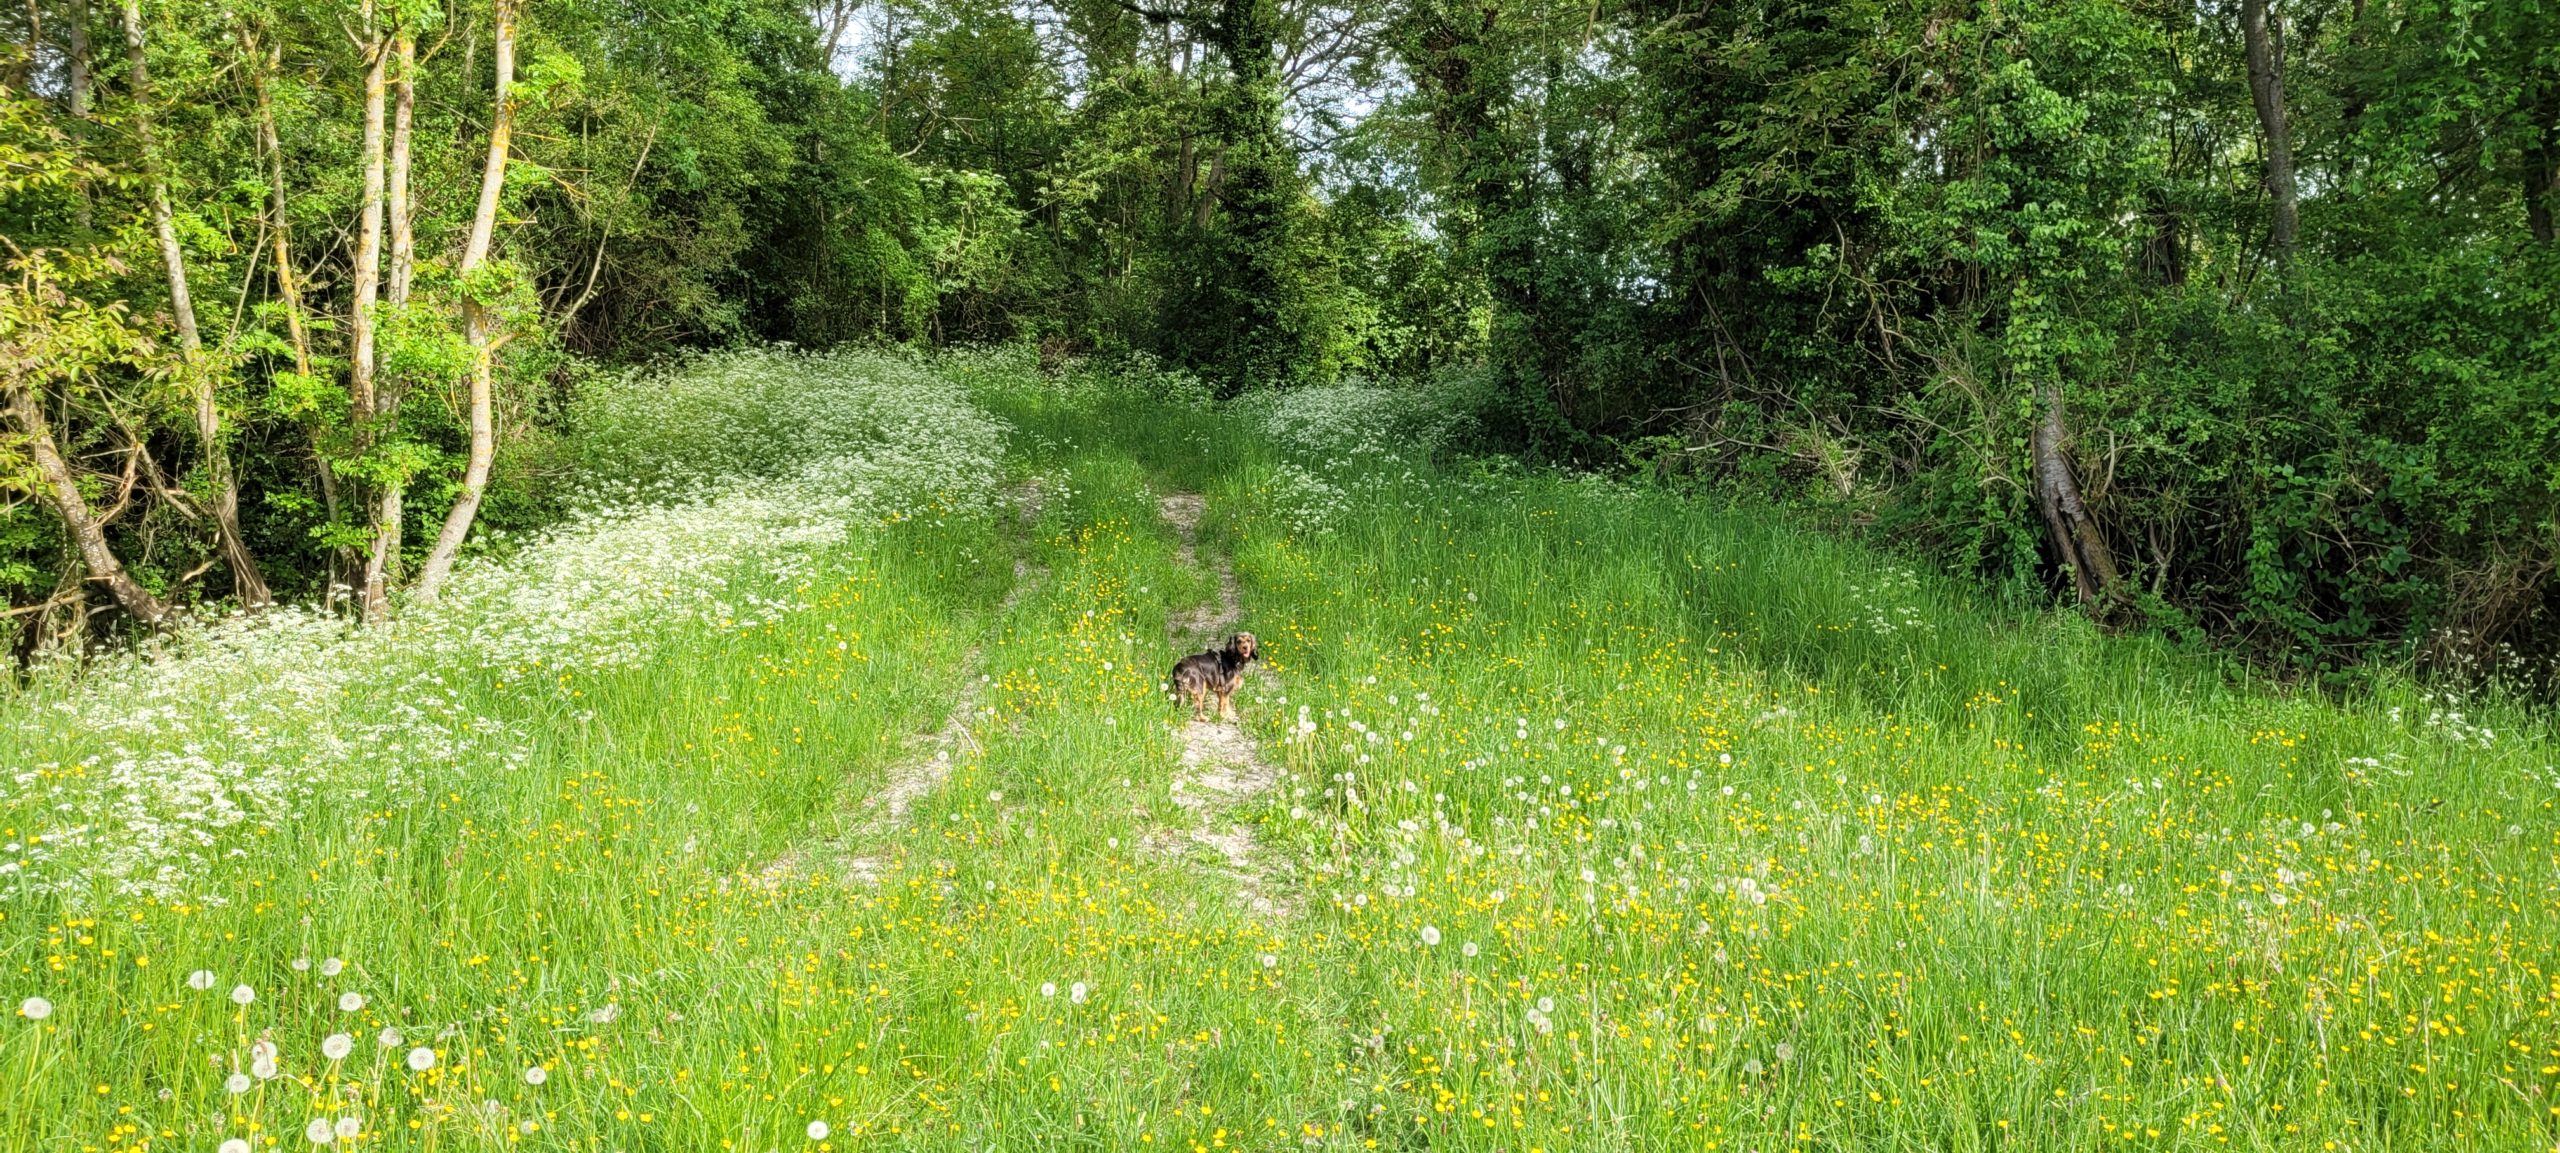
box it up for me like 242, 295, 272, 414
416, 0, 517, 602
348, 13, 389, 422
2242, 0, 2299, 261
123, 0, 272, 606
2032, 385, 2122, 610
6, 384, 168, 624
361, 26, 418, 621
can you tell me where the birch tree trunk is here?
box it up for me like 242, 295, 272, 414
6, 384, 168, 624
416, 0, 517, 601
347, 13, 389, 423
361, 27, 418, 621
2241, 0, 2299, 262
122, 0, 272, 606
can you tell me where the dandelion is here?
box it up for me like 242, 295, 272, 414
406, 1047, 436, 1072
1743, 1058, 1765, 1077
334, 1117, 362, 1140
1419, 925, 1442, 947
1070, 982, 1089, 1004
17, 996, 50, 1020
1536, 997, 1555, 1014
1039, 982, 1057, 998
305, 1117, 336, 1145
227, 1073, 254, 1094
253, 1054, 281, 1080
188, 970, 217, 991
231, 984, 256, 1006
378, 1027, 404, 1048
322, 1033, 354, 1061
807, 1120, 832, 1141
222, 1140, 251, 1153
525, 1065, 548, 1086
1461, 941, 1480, 958
337, 992, 365, 1013
320, 958, 345, 978
291, 958, 312, 973
1260, 953, 1278, 968
1774, 1043, 1796, 1063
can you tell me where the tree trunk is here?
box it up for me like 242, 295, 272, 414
251, 37, 313, 380
348, 17, 389, 422
6, 384, 168, 624
2241, 0, 2299, 261
123, 0, 272, 606
416, 0, 517, 602
361, 27, 418, 621
2032, 385, 2122, 610
68, 0, 92, 230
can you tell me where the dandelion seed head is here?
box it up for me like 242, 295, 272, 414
406, 1047, 435, 1072
337, 992, 365, 1013
524, 1065, 548, 1086
230, 984, 256, 1006
188, 970, 217, 991
807, 1120, 831, 1140
321, 1033, 353, 1061
304, 1117, 335, 1145
18, 996, 50, 1020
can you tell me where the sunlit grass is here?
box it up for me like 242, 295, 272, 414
3, 357, 2554, 1151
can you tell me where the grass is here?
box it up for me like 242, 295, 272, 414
2, 355, 2555, 1151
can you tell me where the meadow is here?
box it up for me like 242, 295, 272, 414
3, 350, 2555, 1151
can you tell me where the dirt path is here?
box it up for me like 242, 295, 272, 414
1151, 493, 1290, 918
762, 482, 1044, 888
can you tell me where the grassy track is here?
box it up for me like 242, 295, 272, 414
2, 359, 2556, 1151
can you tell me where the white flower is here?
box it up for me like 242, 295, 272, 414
1418, 926, 1441, 947
304, 1116, 335, 1144
321, 1033, 354, 1060
320, 958, 345, 978
230, 984, 256, 1006
188, 970, 217, 991
406, 1046, 435, 1072
1536, 997, 1555, 1014
252, 1055, 280, 1080
1039, 982, 1056, 998
524, 1065, 548, 1086
378, 1027, 403, 1048
334, 1117, 362, 1139
1461, 941, 1480, 958
291, 958, 312, 973
1259, 953, 1278, 968
337, 992, 365, 1013
1070, 982, 1089, 1004
17, 996, 50, 1020
807, 1120, 831, 1140
221, 1140, 251, 1153
225, 1073, 253, 1095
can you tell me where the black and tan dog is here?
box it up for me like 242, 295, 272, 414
1168, 632, 1258, 722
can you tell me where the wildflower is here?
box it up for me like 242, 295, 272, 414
1774, 1043, 1795, 1063
406, 1047, 436, 1072
1260, 953, 1278, 968
1040, 982, 1057, 998
322, 1033, 354, 1061
338, 992, 365, 1013
1536, 997, 1555, 1014
305, 1117, 336, 1145
378, 1027, 404, 1048
1743, 1058, 1765, 1076
17, 996, 50, 1021
188, 970, 217, 991
222, 1140, 251, 1153
1461, 941, 1480, 958
808, 1120, 832, 1140
334, 1118, 362, 1140
1070, 982, 1089, 1004
525, 1065, 548, 1086
320, 958, 345, 978
226, 1073, 253, 1094
1419, 925, 1442, 947
291, 958, 312, 973
231, 984, 256, 1006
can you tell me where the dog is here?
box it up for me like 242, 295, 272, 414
1168, 632, 1258, 722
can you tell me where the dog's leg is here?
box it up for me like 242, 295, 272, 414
1218, 685, 1238, 722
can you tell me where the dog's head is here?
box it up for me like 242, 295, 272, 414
1229, 632, 1259, 662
